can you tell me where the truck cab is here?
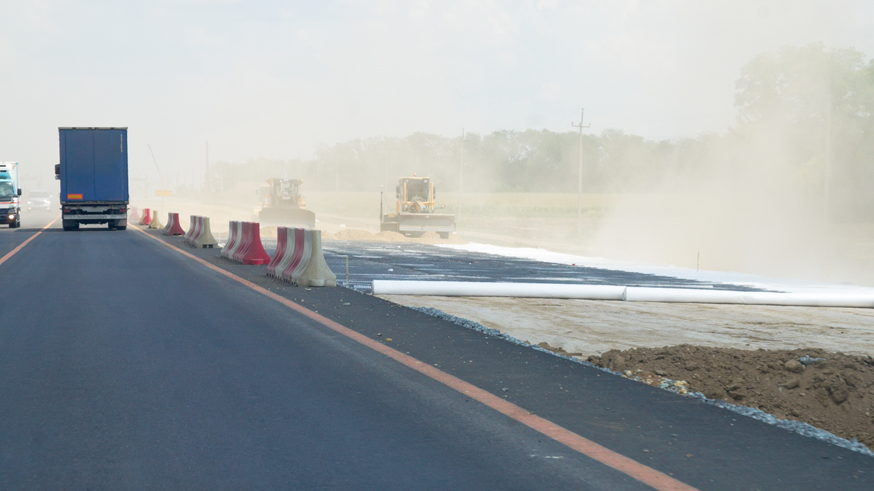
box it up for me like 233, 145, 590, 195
0, 162, 22, 228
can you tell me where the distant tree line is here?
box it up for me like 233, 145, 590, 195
209, 43, 874, 219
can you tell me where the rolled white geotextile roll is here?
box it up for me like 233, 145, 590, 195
371, 280, 626, 300
624, 287, 874, 308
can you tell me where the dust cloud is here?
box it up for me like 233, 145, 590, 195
590, 125, 831, 282
590, 43, 874, 285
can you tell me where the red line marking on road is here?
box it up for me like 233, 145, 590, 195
0, 216, 59, 268
133, 226, 698, 491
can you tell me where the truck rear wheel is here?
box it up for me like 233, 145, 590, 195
62, 219, 79, 231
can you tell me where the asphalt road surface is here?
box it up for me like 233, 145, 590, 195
2, 212, 873, 489
315, 241, 771, 293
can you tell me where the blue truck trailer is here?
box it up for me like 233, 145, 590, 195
55, 127, 129, 231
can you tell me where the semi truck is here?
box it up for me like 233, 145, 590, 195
55, 127, 129, 231
0, 162, 22, 228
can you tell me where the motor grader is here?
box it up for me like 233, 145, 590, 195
256, 178, 316, 228
380, 176, 455, 238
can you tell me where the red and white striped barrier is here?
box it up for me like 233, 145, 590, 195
222, 221, 243, 259
265, 226, 288, 277
231, 221, 270, 265
163, 212, 185, 236
184, 216, 217, 248
267, 227, 336, 287
129, 207, 141, 223
183, 215, 197, 242
139, 208, 151, 226
185, 216, 202, 245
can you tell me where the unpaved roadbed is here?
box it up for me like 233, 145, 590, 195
377, 295, 874, 357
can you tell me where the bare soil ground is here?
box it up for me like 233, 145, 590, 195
586, 345, 874, 449
377, 296, 874, 358
322, 228, 466, 244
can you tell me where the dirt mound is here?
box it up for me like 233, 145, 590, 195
259, 226, 279, 238
586, 345, 874, 449
374, 231, 409, 242
321, 228, 466, 244
441, 234, 467, 244
334, 228, 375, 240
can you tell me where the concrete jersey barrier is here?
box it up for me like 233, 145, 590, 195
148, 210, 163, 230
163, 212, 186, 236
266, 226, 290, 278
191, 216, 217, 248
268, 227, 336, 287
269, 228, 304, 280
222, 221, 244, 259
232, 222, 270, 265
231, 222, 253, 262
183, 215, 197, 242
188, 217, 201, 245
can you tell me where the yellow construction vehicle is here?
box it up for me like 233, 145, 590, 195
256, 178, 316, 228
380, 175, 455, 238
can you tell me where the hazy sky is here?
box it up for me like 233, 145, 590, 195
2, 0, 872, 187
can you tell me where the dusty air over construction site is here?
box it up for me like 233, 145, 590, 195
2, 1, 874, 489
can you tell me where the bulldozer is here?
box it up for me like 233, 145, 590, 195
380, 176, 456, 239
256, 178, 316, 228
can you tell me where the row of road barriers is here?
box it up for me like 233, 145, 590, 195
134, 209, 334, 287
221, 221, 336, 286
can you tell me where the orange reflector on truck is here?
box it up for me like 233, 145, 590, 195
67, 194, 83, 200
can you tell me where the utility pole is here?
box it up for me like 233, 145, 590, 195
458, 128, 464, 225
571, 109, 590, 235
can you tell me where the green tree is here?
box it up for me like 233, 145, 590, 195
733, 43, 874, 221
